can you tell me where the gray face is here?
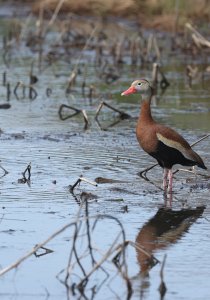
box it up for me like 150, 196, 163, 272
121, 78, 152, 97
131, 79, 151, 94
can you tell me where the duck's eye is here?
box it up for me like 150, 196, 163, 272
137, 82, 141, 86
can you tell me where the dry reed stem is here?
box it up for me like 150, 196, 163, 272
0, 220, 77, 277
0, 164, 9, 178
33, 0, 134, 16
0, 212, 123, 278
47, 0, 66, 29
185, 23, 210, 48
81, 110, 90, 129
95, 101, 131, 122
70, 176, 97, 193
58, 104, 80, 120
77, 231, 123, 287
0, 201, 155, 300
146, 34, 161, 62
59, 207, 129, 297
67, 25, 98, 90
129, 241, 159, 264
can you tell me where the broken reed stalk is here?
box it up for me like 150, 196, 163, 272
6, 82, 11, 101
46, 88, 52, 97
37, 5, 44, 71
90, 214, 131, 298
29, 62, 38, 99
13, 81, 37, 100
18, 163, 31, 184
81, 64, 87, 97
113, 40, 124, 65
185, 23, 210, 49
2, 36, 12, 68
70, 176, 97, 193
14, 81, 26, 100
58, 209, 130, 297
61, 196, 130, 296
0, 213, 104, 277
81, 109, 89, 130
151, 63, 170, 94
58, 105, 90, 129
153, 36, 161, 60
64, 204, 97, 290
36, 0, 65, 71
45, 0, 66, 31
95, 101, 130, 121
2, 71, 7, 86
77, 231, 123, 287
88, 85, 95, 103
75, 217, 129, 295
130, 36, 144, 66
29, 86, 38, 100
140, 133, 210, 180
0, 164, 9, 178
84, 200, 96, 267
146, 34, 161, 62
152, 63, 159, 93
66, 25, 98, 92
111, 241, 133, 299
129, 240, 159, 265
34, 246, 54, 258
173, 0, 180, 37
58, 104, 80, 120
0, 206, 137, 299
158, 67, 170, 90
63, 204, 84, 286
188, 133, 210, 147
22, 163, 31, 181
0, 219, 80, 277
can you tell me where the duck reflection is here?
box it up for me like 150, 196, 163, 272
136, 205, 205, 276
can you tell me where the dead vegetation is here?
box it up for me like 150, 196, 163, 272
0, 3, 209, 298
0, 196, 205, 299
31, 0, 210, 31
32, 0, 135, 17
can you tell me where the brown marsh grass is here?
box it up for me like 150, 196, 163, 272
30, 0, 210, 31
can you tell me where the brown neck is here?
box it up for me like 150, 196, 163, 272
139, 97, 154, 125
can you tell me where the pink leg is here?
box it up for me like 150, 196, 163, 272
167, 169, 173, 194
164, 192, 172, 208
163, 168, 169, 192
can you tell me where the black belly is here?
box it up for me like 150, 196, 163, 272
149, 141, 196, 169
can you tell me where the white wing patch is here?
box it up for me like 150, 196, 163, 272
156, 133, 193, 161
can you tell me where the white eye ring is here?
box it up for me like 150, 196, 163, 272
137, 82, 141, 86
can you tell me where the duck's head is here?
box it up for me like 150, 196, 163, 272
121, 79, 152, 96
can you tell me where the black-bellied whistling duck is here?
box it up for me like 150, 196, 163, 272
121, 79, 207, 193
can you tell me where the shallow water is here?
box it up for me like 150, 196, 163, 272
0, 10, 210, 300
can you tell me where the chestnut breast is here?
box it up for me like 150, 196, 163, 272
136, 122, 158, 154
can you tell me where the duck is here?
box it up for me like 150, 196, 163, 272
121, 79, 207, 193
